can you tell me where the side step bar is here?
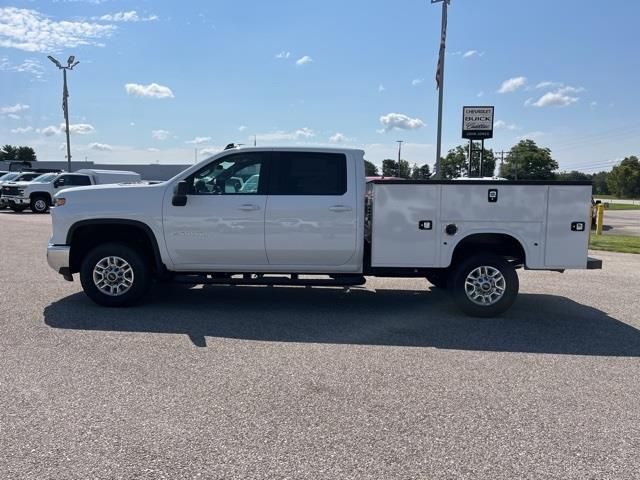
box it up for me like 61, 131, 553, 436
172, 274, 367, 287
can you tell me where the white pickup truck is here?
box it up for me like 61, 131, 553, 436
2, 169, 141, 213
47, 147, 601, 316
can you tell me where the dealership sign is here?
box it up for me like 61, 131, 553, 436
462, 106, 494, 139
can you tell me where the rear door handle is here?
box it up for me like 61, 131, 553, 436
238, 204, 260, 211
329, 205, 352, 212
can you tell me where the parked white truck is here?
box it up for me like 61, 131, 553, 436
2, 169, 141, 213
47, 147, 601, 316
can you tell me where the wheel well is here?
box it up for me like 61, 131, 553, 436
68, 221, 163, 274
30, 192, 52, 203
451, 233, 526, 267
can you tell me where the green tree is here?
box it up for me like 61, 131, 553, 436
410, 163, 431, 180
397, 159, 411, 178
16, 146, 36, 162
0, 144, 18, 161
364, 160, 379, 176
500, 139, 558, 180
381, 159, 398, 177
591, 171, 610, 195
439, 143, 495, 179
556, 170, 591, 181
606, 156, 640, 198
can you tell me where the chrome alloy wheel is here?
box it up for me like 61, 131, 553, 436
92, 256, 135, 296
464, 265, 506, 306
34, 199, 47, 211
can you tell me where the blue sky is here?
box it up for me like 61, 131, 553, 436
1, 0, 638, 171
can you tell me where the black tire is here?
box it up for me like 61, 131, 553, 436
426, 270, 449, 289
30, 195, 49, 213
80, 242, 151, 307
449, 254, 519, 317
9, 205, 27, 212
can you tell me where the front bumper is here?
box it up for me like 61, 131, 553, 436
1, 195, 28, 205
47, 244, 73, 281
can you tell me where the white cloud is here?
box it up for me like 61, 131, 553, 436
38, 123, 95, 136
296, 55, 313, 66
498, 76, 527, 93
0, 57, 45, 78
411, 78, 424, 86
535, 81, 562, 89
10, 126, 33, 133
96, 11, 158, 22
255, 128, 316, 142
518, 131, 545, 140
67, 123, 95, 134
378, 84, 385, 93
1, 103, 30, 114
7, 114, 20, 120
185, 136, 212, 145
528, 91, 579, 107
463, 50, 484, 58
125, 83, 174, 99
329, 133, 348, 143
152, 129, 171, 140
379, 113, 425, 132
0, 7, 115, 53
88, 142, 112, 151
477, 91, 484, 97
590, 101, 598, 109
199, 148, 219, 157
147, 147, 160, 152
493, 120, 519, 131
238, 125, 247, 131
275, 51, 290, 59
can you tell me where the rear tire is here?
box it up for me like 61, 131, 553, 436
30, 195, 49, 213
449, 254, 519, 317
80, 242, 151, 307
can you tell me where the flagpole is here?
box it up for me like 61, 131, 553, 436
432, 0, 449, 179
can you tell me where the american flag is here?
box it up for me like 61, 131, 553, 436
435, 1, 448, 89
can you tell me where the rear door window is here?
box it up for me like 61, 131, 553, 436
269, 152, 347, 195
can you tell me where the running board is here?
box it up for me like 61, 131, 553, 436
172, 274, 367, 287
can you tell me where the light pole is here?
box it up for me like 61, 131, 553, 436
396, 140, 404, 177
48, 55, 79, 173
432, 0, 450, 179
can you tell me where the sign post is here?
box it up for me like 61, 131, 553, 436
462, 106, 494, 177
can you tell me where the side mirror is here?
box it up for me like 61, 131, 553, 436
172, 180, 189, 206
54, 179, 63, 187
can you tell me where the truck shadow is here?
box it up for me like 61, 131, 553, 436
43, 286, 640, 356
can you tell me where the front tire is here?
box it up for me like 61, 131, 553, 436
9, 205, 27, 212
449, 254, 519, 317
30, 195, 49, 213
80, 242, 151, 307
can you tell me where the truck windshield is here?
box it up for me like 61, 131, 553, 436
0, 173, 19, 182
32, 173, 58, 183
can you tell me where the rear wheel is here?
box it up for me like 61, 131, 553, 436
30, 195, 49, 213
80, 242, 151, 307
449, 254, 519, 317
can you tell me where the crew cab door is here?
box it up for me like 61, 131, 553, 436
264, 151, 357, 266
163, 151, 269, 269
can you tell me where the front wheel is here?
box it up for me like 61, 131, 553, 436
80, 242, 151, 307
30, 196, 50, 213
449, 254, 519, 317
9, 205, 27, 212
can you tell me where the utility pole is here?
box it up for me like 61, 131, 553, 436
432, 0, 450, 179
396, 140, 403, 163
254, 135, 257, 147
48, 55, 79, 173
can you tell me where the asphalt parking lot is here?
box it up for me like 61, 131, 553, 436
1, 211, 639, 480
603, 209, 640, 236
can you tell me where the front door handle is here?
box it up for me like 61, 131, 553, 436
329, 205, 352, 212
238, 204, 260, 211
